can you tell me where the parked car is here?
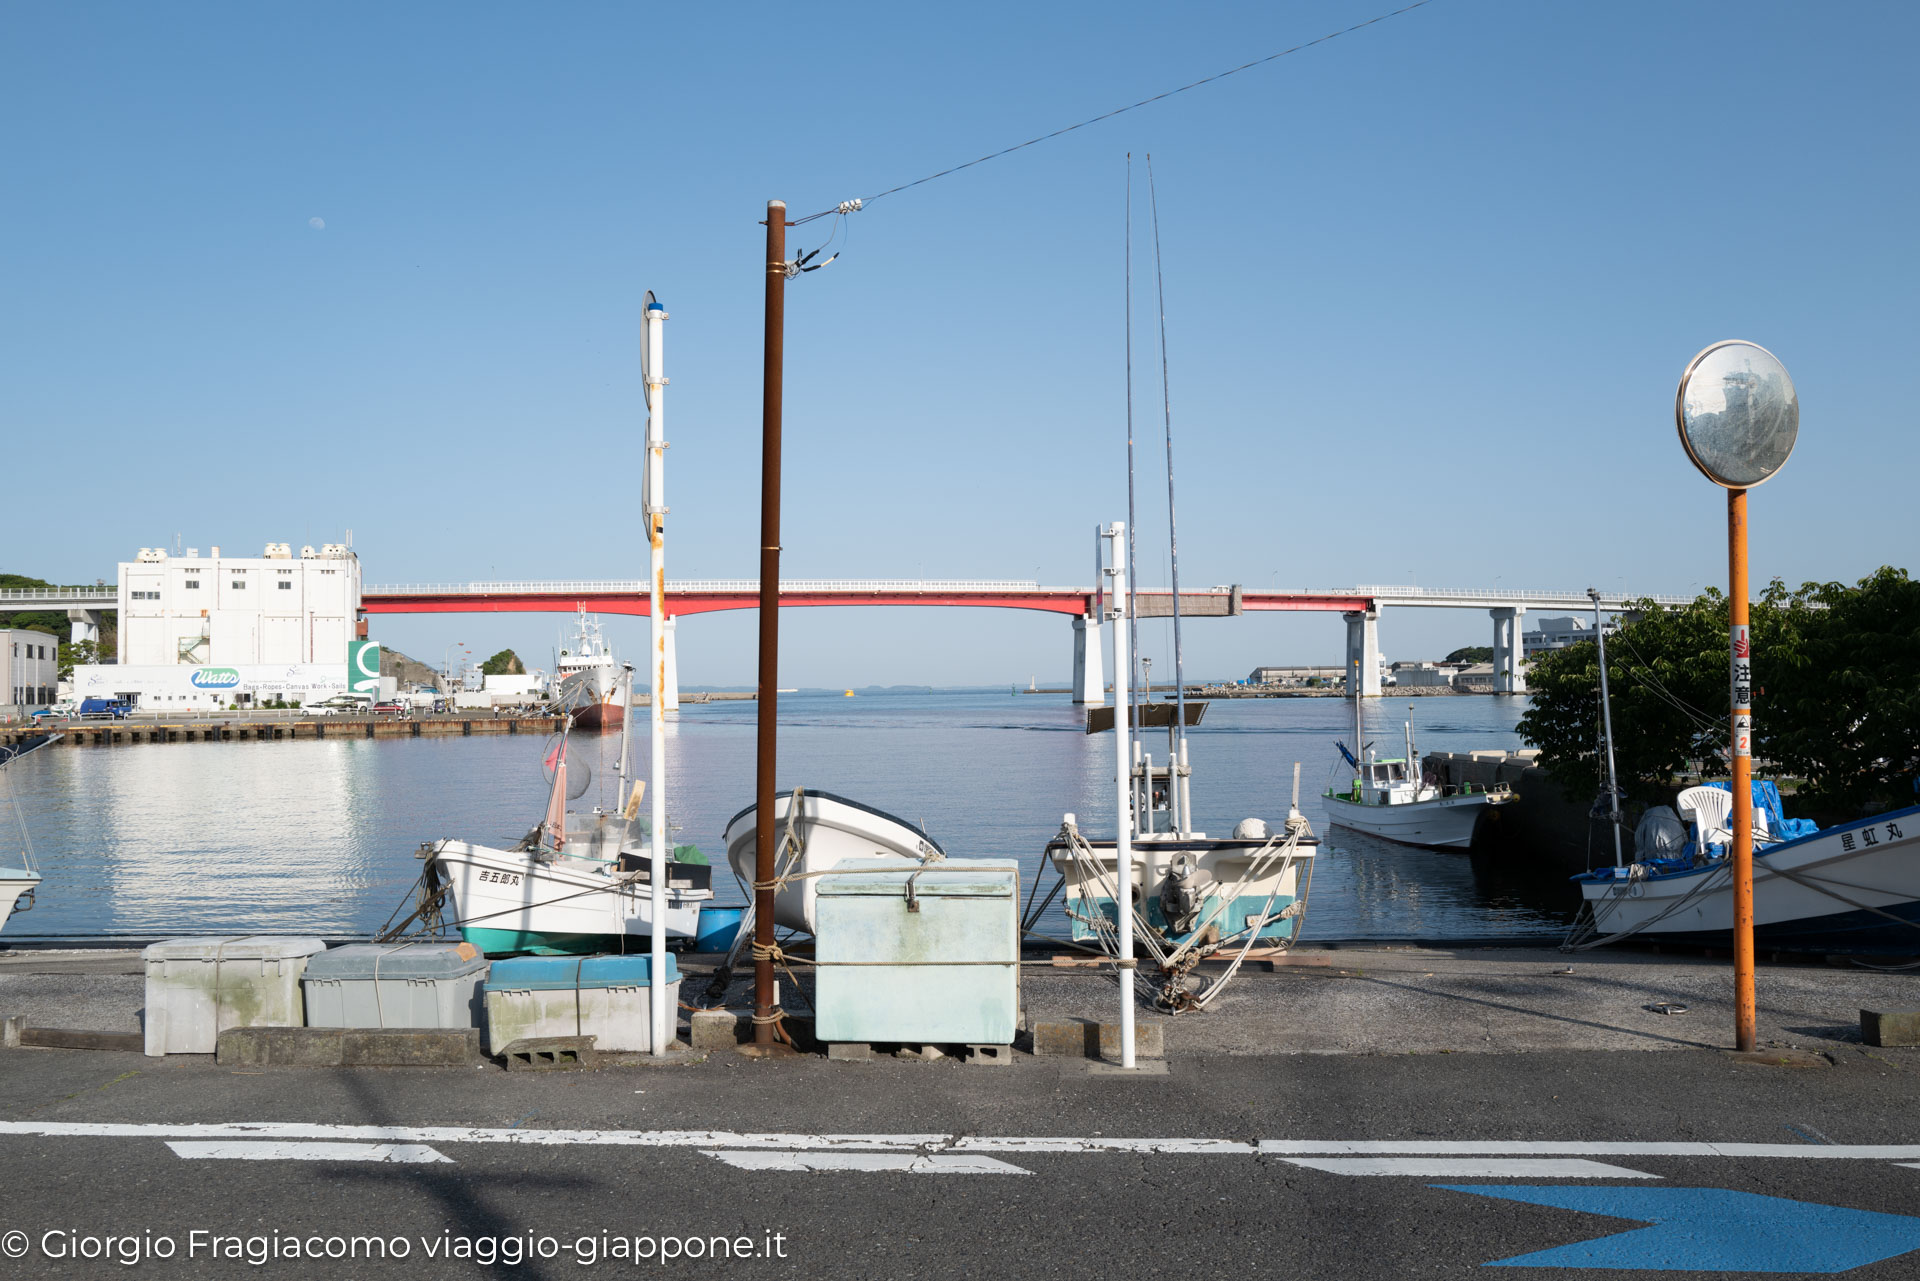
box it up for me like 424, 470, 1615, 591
76, 698, 132, 720
31, 704, 72, 720
371, 700, 409, 718
302, 696, 369, 716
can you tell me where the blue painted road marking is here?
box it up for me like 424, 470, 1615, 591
1439, 1185, 1920, 1272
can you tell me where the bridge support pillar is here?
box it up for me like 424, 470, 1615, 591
67, 609, 101, 648
661, 615, 679, 712
1490, 607, 1527, 693
1072, 615, 1104, 706
1344, 610, 1381, 698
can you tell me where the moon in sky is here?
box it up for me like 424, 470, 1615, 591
308, 216, 326, 230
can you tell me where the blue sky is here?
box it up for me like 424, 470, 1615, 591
6, 2, 1915, 685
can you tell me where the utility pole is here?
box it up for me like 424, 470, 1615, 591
753, 200, 787, 1050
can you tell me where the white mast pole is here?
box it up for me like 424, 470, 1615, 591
1104, 522, 1135, 1069
1590, 588, 1625, 868
643, 293, 670, 1056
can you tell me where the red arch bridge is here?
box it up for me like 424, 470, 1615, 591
358, 580, 1689, 704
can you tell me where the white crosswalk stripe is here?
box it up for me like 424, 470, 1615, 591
167, 1141, 452, 1164
703, 1151, 1030, 1175
1280, 1158, 1658, 1179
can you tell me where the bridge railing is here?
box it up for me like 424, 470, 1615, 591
1293, 586, 1695, 606
363, 580, 1051, 596
0, 587, 116, 601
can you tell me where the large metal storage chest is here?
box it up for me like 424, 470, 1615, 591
814, 857, 1019, 1046
482, 954, 679, 1055
302, 942, 490, 1029
143, 936, 325, 1056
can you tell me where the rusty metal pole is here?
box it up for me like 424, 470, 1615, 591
753, 201, 787, 1047
1728, 486, 1756, 1052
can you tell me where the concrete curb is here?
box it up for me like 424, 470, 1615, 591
216, 1027, 481, 1067
1030, 1019, 1164, 1059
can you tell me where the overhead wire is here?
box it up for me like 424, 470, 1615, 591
788, 0, 1439, 225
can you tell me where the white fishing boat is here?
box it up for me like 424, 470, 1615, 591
0, 733, 53, 932
1569, 788, 1920, 953
556, 608, 624, 730
723, 790, 942, 934
422, 670, 711, 956
1322, 703, 1512, 849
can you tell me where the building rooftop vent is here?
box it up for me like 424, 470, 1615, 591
263, 542, 292, 559
319, 543, 350, 558
136, 548, 167, 563
184, 548, 199, 558
300, 545, 317, 559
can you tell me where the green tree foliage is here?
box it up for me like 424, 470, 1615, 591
1763, 567, 1920, 817
479, 648, 525, 677
1444, 645, 1493, 663
56, 638, 102, 679
1519, 569, 1917, 820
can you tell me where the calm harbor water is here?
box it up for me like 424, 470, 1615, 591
1, 690, 1576, 941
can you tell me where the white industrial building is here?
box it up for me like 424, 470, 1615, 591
1522, 614, 1618, 659
4, 628, 59, 716
70, 542, 369, 709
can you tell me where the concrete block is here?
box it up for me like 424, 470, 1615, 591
1861, 1009, 1920, 1047
19, 1028, 146, 1053
966, 1043, 1012, 1066
1, 1015, 23, 1048
217, 1027, 345, 1067
341, 1029, 480, 1067
893, 1044, 946, 1061
826, 1042, 875, 1062
499, 1035, 596, 1072
1030, 1018, 1164, 1059
689, 1009, 741, 1052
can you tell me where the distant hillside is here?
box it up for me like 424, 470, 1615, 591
379, 647, 445, 689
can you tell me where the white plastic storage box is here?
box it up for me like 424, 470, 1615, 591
143, 936, 326, 1056
302, 942, 490, 1029
814, 857, 1020, 1046
482, 955, 679, 1055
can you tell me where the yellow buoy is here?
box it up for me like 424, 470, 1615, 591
844, 689, 854, 697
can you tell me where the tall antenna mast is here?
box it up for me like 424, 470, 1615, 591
1147, 156, 1189, 834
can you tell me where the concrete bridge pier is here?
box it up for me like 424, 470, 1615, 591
660, 615, 679, 712
1072, 615, 1104, 706
67, 609, 102, 647
1344, 610, 1381, 698
1490, 606, 1527, 693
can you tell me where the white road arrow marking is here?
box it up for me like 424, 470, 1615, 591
703, 1151, 1030, 1175
1282, 1157, 1657, 1179
167, 1141, 451, 1164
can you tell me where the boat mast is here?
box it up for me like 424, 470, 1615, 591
1124, 155, 1142, 784
615, 663, 634, 811
1146, 156, 1190, 836
642, 290, 670, 1056
1589, 587, 1624, 868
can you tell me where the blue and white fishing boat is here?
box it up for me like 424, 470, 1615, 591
1568, 782, 1920, 953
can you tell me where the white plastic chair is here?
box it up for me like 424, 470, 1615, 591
1677, 786, 1735, 852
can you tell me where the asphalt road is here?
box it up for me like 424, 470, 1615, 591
3, 1044, 1919, 1278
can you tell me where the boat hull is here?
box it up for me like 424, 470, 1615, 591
724, 791, 943, 934
432, 839, 705, 956
1044, 834, 1316, 948
1575, 806, 1920, 953
1323, 791, 1503, 849
570, 698, 624, 731
0, 873, 40, 931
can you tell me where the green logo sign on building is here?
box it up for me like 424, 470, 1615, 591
348, 640, 382, 694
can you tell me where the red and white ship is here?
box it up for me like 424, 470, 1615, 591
555, 608, 625, 730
